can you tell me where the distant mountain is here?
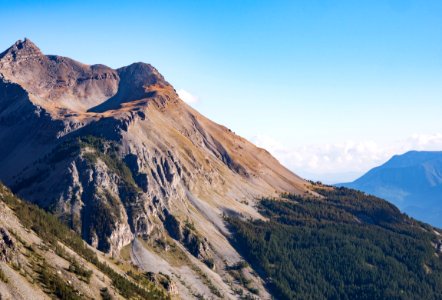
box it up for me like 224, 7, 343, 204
340, 151, 442, 227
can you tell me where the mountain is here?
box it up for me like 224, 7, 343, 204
2, 39, 442, 299
0, 39, 307, 298
340, 151, 442, 228
0, 183, 169, 299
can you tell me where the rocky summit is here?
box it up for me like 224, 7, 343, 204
0, 39, 307, 298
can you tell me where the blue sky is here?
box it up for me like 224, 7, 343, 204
1, 0, 442, 182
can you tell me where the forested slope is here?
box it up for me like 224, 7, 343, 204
228, 186, 442, 299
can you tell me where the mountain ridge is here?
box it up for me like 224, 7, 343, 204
340, 150, 442, 228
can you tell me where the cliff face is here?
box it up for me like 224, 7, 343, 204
0, 39, 308, 298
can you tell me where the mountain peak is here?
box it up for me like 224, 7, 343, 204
16, 38, 40, 50
0, 40, 176, 115
385, 150, 442, 168
0, 38, 43, 60
117, 62, 167, 86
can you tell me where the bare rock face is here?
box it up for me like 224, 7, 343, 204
0, 39, 308, 295
0, 227, 16, 262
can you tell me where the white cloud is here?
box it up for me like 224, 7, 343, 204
402, 133, 442, 151
250, 133, 442, 184
177, 89, 199, 104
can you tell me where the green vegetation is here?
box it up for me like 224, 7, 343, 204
54, 245, 92, 283
39, 261, 82, 300
226, 260, 258, 295
0, 267, 8, 283
228, 269, 250, 288
228, 186, 442, 300
0, 184, 169, 300
68, 260, 93, 283
190, 264, 223, 298
184, 220, 196, 231
100, 287, 113, 300
132, 271, 176, 295
227, 260, 248, 271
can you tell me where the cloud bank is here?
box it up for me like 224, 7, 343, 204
177, 89, 199, 104
250, 133, 442, 184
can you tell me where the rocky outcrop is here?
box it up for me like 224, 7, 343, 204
0, 227, 16, 262
145, 272, 179, 296
163, 211, 212, 260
